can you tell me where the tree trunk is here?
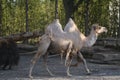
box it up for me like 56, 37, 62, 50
84, 0, 90, 36
118, 0, 120, 38
0, 0, 2, 36
24, 0, 29, 43
63, 0, 84, 23
55, 0, 58, 19
25, 0, 29, 32
63, 0, 74, 23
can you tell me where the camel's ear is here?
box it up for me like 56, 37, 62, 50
92, 25, 97, 30
92, 24, 99, 30
93, 26, 96, 30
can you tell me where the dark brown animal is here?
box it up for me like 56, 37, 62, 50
0, 38, 19, 70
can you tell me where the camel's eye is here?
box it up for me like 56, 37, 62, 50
98, 26, 101, 29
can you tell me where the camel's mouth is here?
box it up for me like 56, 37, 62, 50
104, 30, 108, 33
103, 27, 108, 33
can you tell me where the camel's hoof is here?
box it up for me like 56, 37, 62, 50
29, 75, 33, 79
50, 74, 55, 76
67, 73, 72, 77
86, 71, 91, 75
48, 72, 55, 76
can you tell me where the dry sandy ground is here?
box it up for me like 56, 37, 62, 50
0, 55, 120, 80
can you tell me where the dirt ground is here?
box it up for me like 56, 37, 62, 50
0, 54, 120, 80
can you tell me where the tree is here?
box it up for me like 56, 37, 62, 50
62, 0, 84, 23
118, 0, 120, 38
55, 0, 58, 19
0, 0, 2, 36
0, 0, 119, 40
84, 0, 90, 36
25, 0, 29, 32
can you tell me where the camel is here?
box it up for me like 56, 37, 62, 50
29, 18, 107, 78
0, 38, 19, 70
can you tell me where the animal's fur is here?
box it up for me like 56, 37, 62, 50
0, 38, 19, 70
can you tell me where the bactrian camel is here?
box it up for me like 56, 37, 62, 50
29, 18, 107, 78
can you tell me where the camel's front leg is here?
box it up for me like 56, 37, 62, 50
78, 52, 91, 74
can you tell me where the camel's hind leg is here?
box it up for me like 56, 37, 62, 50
29, 51, 42, 79
43, 52, 54, 76
29, 34, 51, 79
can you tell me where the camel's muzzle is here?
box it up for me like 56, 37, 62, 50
103, 27, 108, 33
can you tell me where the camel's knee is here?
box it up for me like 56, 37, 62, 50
31, 58, 38, 64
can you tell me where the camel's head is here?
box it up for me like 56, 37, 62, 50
92, 24, 107, 34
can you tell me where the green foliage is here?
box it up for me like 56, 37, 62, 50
74, 0, 119, 38
0, 0, 119, 39
2, 0, 26, 35
1, 0, 56, 36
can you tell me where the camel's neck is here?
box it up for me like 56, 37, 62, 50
82, 30, 98, 47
